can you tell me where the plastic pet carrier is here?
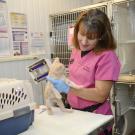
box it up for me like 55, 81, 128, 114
0, 79, 35, 135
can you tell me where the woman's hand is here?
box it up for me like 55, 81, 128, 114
65, 79, 84, 89
46, 76, 70, 93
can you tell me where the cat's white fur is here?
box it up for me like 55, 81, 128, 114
44, 58, 72, 115
44, 57, 83, 115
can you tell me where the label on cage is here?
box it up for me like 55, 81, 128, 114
67, 25, 74, 48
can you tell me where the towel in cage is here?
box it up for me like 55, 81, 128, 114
0, 79, 35, 135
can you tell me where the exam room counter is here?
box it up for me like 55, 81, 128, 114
19, 106, 113, 135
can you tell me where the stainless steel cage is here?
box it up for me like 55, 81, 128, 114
49, 4, 107, 68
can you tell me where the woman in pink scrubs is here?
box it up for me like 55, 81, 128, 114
47, 9, 120, 135
67, 9, 120, 135
67, 9, 121, 115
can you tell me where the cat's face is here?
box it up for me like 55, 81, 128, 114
49, 58, 66, 77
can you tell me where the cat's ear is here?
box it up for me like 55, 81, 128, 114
53, 57, 60, 63
50, 57, 60, 68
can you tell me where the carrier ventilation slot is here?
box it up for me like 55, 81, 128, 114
0, 88, 27, 109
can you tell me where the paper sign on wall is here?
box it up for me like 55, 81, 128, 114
31, 32, 45, 54
10, 12, 29, 56
0, 0, 10, 56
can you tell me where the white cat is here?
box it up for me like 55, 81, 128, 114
44, 58, 72, 115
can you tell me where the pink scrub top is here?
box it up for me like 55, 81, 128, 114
67, 49, 121, 115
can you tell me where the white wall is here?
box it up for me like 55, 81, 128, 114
6, 0, 107, 53
6, 0, 94, 54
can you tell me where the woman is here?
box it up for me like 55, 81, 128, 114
67, 9, 121, 115
47, 9, 121, 134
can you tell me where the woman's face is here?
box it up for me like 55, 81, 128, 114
77, 22, 98, 51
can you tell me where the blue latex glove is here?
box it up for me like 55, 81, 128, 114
46, 76, 70, 93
